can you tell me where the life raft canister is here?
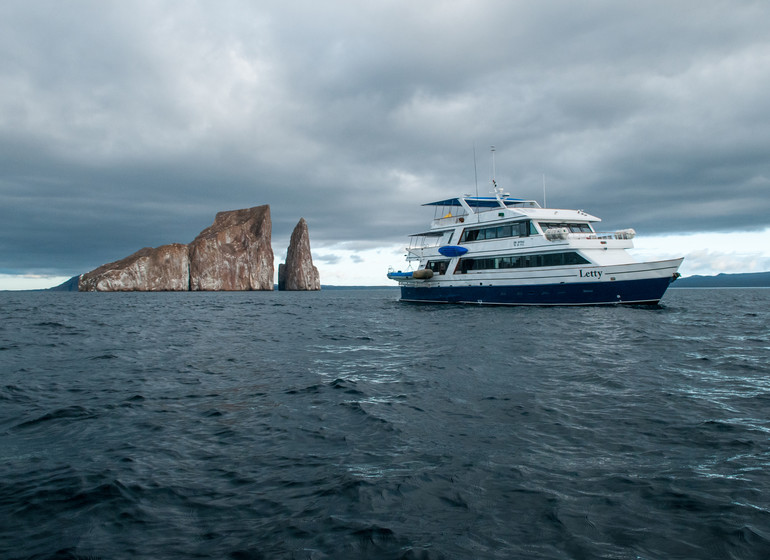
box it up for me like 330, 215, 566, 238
412, 269, 434, 279
438, 245, 468, 258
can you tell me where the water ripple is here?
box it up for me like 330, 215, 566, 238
1, 289, 770, 558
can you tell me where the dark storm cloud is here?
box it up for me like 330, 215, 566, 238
1, 0, 769, 276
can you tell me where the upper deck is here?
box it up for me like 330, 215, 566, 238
420, 192, 600, 232
403, 191, 633, 262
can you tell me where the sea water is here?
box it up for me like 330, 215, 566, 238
1, 288, 769, 559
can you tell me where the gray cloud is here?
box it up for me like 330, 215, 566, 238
2, 0, 769, 276
313, 253, 343, 266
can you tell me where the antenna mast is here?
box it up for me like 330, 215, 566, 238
473, 143, 479, 199
542, 174, 547, 208
490, 145, 496, 189
489, 145, 507, 198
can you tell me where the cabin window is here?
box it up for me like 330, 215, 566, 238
563, 252, 589, 265
455, 251, 589, 273
460, 221, 532, 243
425, 260, 451, 275
538, 222, 593, 233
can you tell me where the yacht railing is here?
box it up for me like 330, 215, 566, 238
405, 234, 444, 260
545, 228, 636, 242
431, 215, 468, 228
578, 228, 636, 240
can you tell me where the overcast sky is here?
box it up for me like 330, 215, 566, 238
2, 0, 769, 288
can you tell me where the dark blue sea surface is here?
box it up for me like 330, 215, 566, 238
1, 288, 769, 559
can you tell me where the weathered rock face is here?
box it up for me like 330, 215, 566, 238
79, 243, 190, 292
79, 205, 275, 292
278, 218, 320, 291
189, 205, 274, 291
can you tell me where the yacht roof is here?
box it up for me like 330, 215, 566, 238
424, 196, 527, 208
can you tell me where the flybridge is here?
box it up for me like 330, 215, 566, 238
423, 196, 540, 209
423, 192, 544, 229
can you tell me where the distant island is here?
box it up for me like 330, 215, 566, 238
672, 271, 770, 288
49, 205, 320, 292
47, 280, 396, 292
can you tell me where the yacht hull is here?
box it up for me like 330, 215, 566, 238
400, 275, 677, 306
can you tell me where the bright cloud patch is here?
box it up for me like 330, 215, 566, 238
630, 228, 770, 277
0, 274, 71, 291
313, 243, 406, 286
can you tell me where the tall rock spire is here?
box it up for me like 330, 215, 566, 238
278, 218, 320, 291
189, 205, 274, 291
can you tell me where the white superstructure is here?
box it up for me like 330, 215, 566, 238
388, 187, 683, 305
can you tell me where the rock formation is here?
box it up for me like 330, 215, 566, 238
278, 218, 320, 291
79, 243, 190, 292
79, 205, 275, 292
189, 205, 274, 291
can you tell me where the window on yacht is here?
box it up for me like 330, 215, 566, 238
426, 260, 451, 275
459, 221, 532, 243
538, 222, 593, 233
455, 251, 589, 273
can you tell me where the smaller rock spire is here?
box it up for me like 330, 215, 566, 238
278, 218, 321, 291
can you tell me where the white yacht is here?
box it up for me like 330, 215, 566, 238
387, 187, 683, 305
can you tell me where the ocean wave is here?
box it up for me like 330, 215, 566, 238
2, 289, 770, 559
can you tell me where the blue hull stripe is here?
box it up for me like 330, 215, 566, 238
400, 277, 674, 305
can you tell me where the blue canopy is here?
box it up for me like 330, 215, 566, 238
424, 197, 526, 208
